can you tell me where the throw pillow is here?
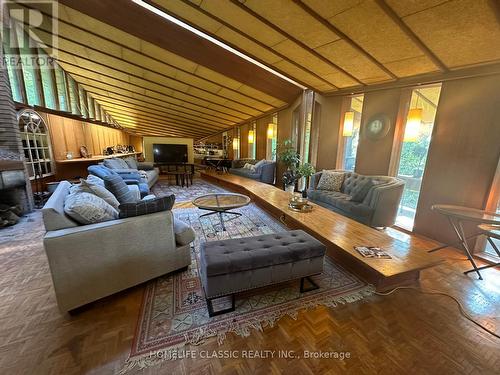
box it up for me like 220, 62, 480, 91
86, 174, 105, 187
124, 156, 138, 169
119, 194, 175, 218
243, 163, 253, 170
64, 192, 118, 225
254, 159, 266, 170
174, 218, 196, 245
317, 171, 345, 191
103, 158, 129, 170
350, 179, 374, 202
81, 178, 120, 210
103, 174, 138, 204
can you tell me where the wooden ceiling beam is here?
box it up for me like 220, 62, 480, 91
78, 80, 245, 123
94, 100, 228, 130
229, 0, 364, 87
57, 0, 303, 103
170, 0, 336, 91
101, 107, 228, 134
87, 89, 234, 125
89, 94, 231, 127
112, 116, 207, 137
113, 120, 207, 138
374, 0, 448, 72
293, 0, 398, 80
68, 69, 257, 118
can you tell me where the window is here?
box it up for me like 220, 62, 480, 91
248, 122, 256, 159
266, 113, 277, 161
15, 28, 42, 106
339, 94, 364, 171
18, 109, 54, 179
395, 84, 442, 230
54, 65, 69, 112
233, 127, 240, 159
38, 49, 57, 110
67, 75, 81, 115
78, 85, 89, 118
87, 95, 95, 119
3, 36, 24, 103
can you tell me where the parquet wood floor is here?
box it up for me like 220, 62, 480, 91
0, 209, 498, 375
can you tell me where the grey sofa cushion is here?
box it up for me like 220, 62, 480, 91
64, 192, 118, 224
103, 175, 138, 204
200, 230, 325, 277
173, 218, 196, 246
350, 179, 374, 202
103, 158, 129, 170
119, 194, 175, 218
124, 156, 138, 169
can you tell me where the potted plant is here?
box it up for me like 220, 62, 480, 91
275, 139, 300, 192
275, 140, 315, 195
297, 162, 316, 197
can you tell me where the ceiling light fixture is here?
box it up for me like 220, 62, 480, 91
131, 0, 306, 90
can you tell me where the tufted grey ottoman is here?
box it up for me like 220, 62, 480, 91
200, 230, 326, 316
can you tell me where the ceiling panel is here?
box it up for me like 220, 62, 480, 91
399, 0, 500, 68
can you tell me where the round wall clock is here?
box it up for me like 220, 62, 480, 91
363, 114, 391, 140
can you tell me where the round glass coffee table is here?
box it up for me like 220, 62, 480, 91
192, 193, 251, 231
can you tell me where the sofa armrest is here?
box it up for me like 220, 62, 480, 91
43, 211, 177, 311
309, 172, 323, 190
366, 181, 405, 227
259, 163, 276, 184
137, 162, 154, 171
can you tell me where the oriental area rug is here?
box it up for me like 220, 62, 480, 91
121, 202, 374, 373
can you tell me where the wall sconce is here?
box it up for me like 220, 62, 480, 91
404, 108, 422, 142
248, 130, 255, 143
342, 111, 354, 137
267, 123, 275, 139
232, 137, 239, 150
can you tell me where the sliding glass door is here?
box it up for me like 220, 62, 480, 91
395, 84, 442, 230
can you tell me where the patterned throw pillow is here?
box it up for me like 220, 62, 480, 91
103, 175, 138, 204
317, 171, 345, 191
86, 174, 105, 187
119, 195, 175, 218
64, 192, 118, 225
70, 178, 120, 210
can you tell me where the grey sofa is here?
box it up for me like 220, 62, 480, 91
103, 157, 160, 188
307, 170, 405, 228
42, 181, 193, 312
229, 158, 276, 184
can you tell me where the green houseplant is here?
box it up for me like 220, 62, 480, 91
275, 139, 315, 195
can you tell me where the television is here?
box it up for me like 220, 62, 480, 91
153, 144, 188, 163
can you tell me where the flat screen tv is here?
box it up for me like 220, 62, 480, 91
153, 144, 188, 163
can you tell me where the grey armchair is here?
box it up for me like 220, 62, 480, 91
307, 170, 405, 228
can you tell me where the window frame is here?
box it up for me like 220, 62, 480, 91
336, 94, 364, 171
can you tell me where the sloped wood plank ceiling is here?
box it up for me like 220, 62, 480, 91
153, 0, 500, 91
20, 0, 500, 138
20, 1, 297, 138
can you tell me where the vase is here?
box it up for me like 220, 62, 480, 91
285, 184, 295, 194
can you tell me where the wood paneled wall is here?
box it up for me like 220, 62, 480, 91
354, 88, 402, 176
240, 123, 249, 159
314, 94, 342, 171
413, 75, 500, 244
46, 113, 130, 161
256, 116, 270, 160
129, 135, 143, 153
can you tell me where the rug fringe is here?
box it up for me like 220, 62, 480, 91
118, 285, 374, 374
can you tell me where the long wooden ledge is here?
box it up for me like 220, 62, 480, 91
201, 171, 442, 291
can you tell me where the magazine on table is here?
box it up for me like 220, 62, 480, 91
354, 246, 392, 259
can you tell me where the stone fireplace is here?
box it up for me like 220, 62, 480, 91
1, 48, 33, 225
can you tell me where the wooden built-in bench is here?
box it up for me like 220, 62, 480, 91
201, 171, 442, 291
